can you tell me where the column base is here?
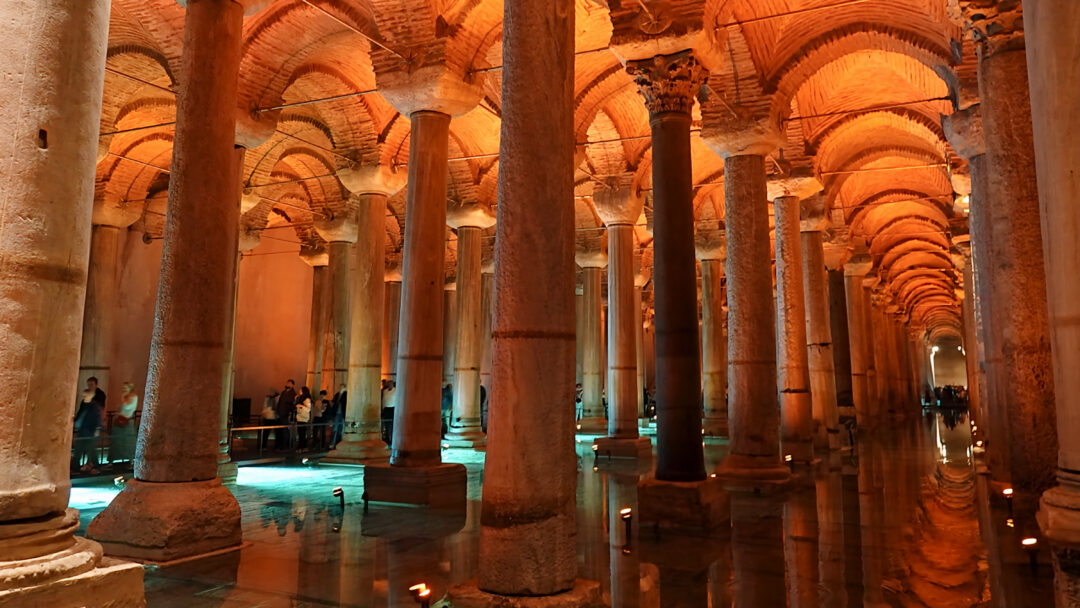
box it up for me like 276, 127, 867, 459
1038, 484, 1080, 545
638, 476, 728, 535
445, 425, 487, 448
593, 436, 652, 460
715, 453, 791, 491
87, 478, 241, 562
576, 417, 606, 434
0, 555, 144, 608
217, 460, 238, 484
702, 416, 728, 438
322, 437, 390, 465
446, 578, 604, 607
363, 462, 466, 509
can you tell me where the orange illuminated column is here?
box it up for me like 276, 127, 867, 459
844, 253, 874, 428
697, 237, 728, 438
577, 249, 608, 434
800, 195, 841, 450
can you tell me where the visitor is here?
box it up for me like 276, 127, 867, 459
480, 383, 488, 433
275, 379, 296, 450
330, 383, 346, 448
261, 388, 279, 450
575, 383, 583, 420
73, 377, 106, 474
295, 386, 313, 450
313, 389, 330, 448
108, 382, 139, 466
441, 383, 453, 437
381, 380, 396, 444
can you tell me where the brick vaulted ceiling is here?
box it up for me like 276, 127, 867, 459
99, 0, 976, 338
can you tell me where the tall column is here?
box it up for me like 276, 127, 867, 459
965, 2, 1058, 494
315, 216, 358, 392
956, 240, 982, 424
446, 203, 496, 448
1026, 0, 1080, 577
325, 167, 403, 464
577, 254, 607, 433
480, 260, 494, 394
828, 269, 854, 411
303, 253, 330, 393
869, 295, 892, 417
443, 282, 458, 387
89, 0, 246, 561
801, 203, 841, 450
634, 277, 647, 418
448, 0, 601, 603
627, 51, 707, 484
772, 193, 815, 464
383, 265, 401, 381
698, 241, 728, 438
593, 182, 651, 458
0, 1, 144, 603
844, 257, 873, 428
364, 63, 479, 503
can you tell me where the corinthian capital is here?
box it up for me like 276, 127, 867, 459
961, 0, 1025, 55
626, 50, 706, 116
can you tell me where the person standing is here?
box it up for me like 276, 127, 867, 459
108, 382, 139, 466
329, 383, 346, 449
441, 382, 453, 437
295, 386, 313, 450
73, 377, 106, 473
261, 388, 279, 450
275, 379, 297, 450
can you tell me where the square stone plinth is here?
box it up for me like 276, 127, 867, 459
363, 462, 467, 509
0, 557, 145, 608
446, 578, 604, 607
638, 476, 729, 536
593, 436, 652, 461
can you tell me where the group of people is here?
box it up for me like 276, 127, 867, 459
924, 385, 970, 408
72, 377, 140, 475
260, 379, 347, 452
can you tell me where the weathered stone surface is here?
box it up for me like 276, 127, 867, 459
638, 477, 729, 534
447, 579, 604, 608
363, 462, 467, 509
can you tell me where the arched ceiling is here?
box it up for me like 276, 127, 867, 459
99, 0, 976, 338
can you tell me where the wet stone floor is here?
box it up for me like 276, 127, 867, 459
71, 411, 1059, 607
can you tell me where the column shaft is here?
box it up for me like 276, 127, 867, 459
828, 270, 854, 410
383, 280, 401, 381
391, 111, 451, 466
443, 286, 458, 386
606, 224, 638, 438
306, 266, 329, 392
480, 271, 494, 393
579, 266, 605, 430
802, 230, 840, 449
844, 274, 869, 425
449, 226, 485, 444
960, 255, 982, 425
327, 240, 353, 390
701, 258, 728, 437
476, 0, 579, 595
79, 224, 122, 396
774, 195, 814, 462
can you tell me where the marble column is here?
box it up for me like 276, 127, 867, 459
828, 269, 854, 412
480, 261, 494, 394
801, 204, 841, 450
88, 0, 246, 561
956, 241, 982, 425
860, 283, 879, 415
869, 295, 892, 417
577, 254, 607, 434
443, 282, 458, 387
449, 0, 601, 603
0, 1, 144, 602
303, 254, 330, 393
702, 98, 789, 483
966, 4, 1058, 493
446, 203, 496, 448
315, 215, 358, 392
635, 280, 647, 417
593, 183, 651, 458
325, 167, 403, 464
698, 241, 728, 438
627, 51, 707, 484
364, 67, 478, 502
383, 266, 401, 381
773, 194, 815, 464
843, 258, 872, 427
1026, 0, 1080, 576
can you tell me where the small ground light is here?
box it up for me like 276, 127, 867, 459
710, 473, 717, 478
591, 444, 599, 452
113, 476, 125, 489
784, 454, 793, 463
333, 486, 345, 509
620, 507, 633, 551
1006, 518, 1015, 528
1022, 537, 1039, 571
1003, 487, 1014, 515
442, 442, 450, 450
975, 440, 984, 448
409, 583, 431, 608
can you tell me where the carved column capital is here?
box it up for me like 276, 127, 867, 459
961, 0, 1025, 56
626, 50, 706, 116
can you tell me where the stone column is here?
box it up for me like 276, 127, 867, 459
577, 253, 607, 433
480, 261, 495, 394
325, 166, 404, 464
704, 104, 790, 485
1026, 0, 1080, 572
443, 282, 458, 387
89, 0, 246, 561
383, 265, 401, 381
364, 65, 479, 503
843, 257, 873, 427
0, 1, 144, 603
697, 241, 728, 438
303, 253, 330, 393
869, 294, 892, 417
772, 193, 815, 464
956, 240, 982, 425
627, 51, 708, 485
315, 215, 358, 392
448, 0, 601, 603
634, 278, 647, 417
965, 3, 1058, 494
446, 203, 496, 448
826, 263, 854, 414
801, 199, 841, 450
593, 181, 651, 458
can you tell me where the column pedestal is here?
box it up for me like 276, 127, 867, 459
638, 477, 729, 535
594, 436, 653, 461
363, 462, 467, 509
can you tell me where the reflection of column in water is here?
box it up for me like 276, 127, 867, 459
578, 467, 608, 589
708, 545, 734, 608
785, 475, 820, 608
857, 439, 888, 607
731, 493, 787, 608
298, 503, 337, 602
816, 464, 847, 606
660, 566, 708, 607
338, 509, 374, 607
386, 536, 447, 607
608, 472, 641, 608
446, 499, 480, 586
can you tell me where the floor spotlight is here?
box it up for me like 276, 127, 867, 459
113, 476, 125, 489
1003, 487, 1014, 516
333, 486, 345, 510
409, 583, 432, 608
1022, 537, 1039, 572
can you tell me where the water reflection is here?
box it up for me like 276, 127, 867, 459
89, 414, 1067, 606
